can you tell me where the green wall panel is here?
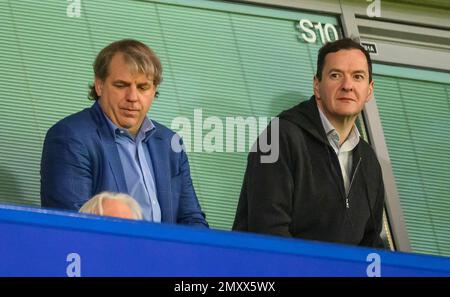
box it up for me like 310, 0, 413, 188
374, 70, 450, 257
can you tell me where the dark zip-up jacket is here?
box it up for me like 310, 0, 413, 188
233, 96, 385, 248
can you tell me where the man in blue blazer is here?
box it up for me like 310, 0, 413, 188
41, 39, 208, 227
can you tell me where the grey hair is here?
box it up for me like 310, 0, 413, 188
79, 191, 143, 220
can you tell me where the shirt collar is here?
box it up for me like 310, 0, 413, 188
317, 104, 360, 152
102, 111, 155, 141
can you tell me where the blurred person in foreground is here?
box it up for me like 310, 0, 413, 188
79, 191, 142, 220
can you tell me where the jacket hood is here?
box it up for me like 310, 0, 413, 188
278, 96, 329, 146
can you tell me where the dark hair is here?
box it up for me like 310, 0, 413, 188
315, 38, 372, 82
88, 39, 163, 101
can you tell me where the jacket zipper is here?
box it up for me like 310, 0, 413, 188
346, 157, 362, 208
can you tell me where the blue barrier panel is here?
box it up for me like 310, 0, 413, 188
0, 204, 449, 276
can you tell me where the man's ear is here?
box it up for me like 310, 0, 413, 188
94, 78, 103, 97
313, 75, 320, 98
366, 80, 374, 102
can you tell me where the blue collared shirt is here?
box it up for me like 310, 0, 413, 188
103, 113, 161, 222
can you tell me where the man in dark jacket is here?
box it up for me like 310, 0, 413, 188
233, 38, 385, 248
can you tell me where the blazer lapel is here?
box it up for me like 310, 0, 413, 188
147, 130, 173, 223
92, 102, 128, 194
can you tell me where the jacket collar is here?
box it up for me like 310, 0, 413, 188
91, 101, 128, 193
278, 96, 330, 146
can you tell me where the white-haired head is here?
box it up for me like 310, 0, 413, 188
79, 192, 143, 220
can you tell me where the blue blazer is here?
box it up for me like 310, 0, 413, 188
40, 102, 208, 227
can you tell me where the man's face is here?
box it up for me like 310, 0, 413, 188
314, 49, 373, 124
95, 53, 157, 136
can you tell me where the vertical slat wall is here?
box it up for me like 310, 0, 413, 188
0, 0, 340, 230
375, 72, 450, 257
